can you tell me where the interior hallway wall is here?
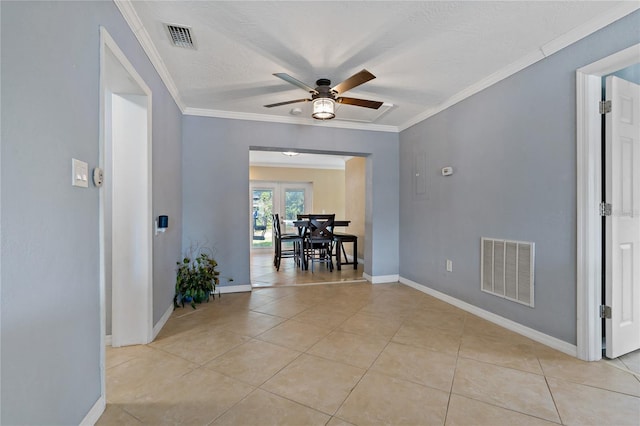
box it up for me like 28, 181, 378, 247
1, 1, 183, 423
182, 117, 399, 286
345, 157, 366, 260
398, 10, 640, 345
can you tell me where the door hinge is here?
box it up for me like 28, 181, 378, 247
599, 100, 612, 114
600, 202, 612, 217
600, 305, 612, 319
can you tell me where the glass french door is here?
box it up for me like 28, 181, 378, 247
250, 181, 312, 248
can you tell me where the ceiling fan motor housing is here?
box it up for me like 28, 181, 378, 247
313, 79, 335, 100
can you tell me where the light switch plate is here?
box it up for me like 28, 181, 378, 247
72, 158, 89, 188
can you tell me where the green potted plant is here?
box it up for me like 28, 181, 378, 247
174, 252, 220, 309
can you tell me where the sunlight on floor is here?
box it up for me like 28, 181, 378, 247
250, 249, 365, 287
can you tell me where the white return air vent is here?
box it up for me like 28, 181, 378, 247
481, 238, 535, 307
165, 24, 196, 49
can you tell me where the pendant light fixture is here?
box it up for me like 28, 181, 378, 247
312, 98, 335, 120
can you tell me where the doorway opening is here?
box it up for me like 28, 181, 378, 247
576, 43, 640, 361
249, 149, 367, 287
100, 27, 153, 356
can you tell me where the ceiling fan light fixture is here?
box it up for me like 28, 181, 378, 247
312, 98, 335, 120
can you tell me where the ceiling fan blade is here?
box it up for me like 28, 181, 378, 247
337, 97, 384, 109
331, 69, 376, 95
264, 98, 310, 108
273, 73, 318, 95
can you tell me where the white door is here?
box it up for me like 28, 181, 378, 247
605, 76, 640, 358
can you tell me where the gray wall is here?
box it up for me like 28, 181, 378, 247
399, 10, 640, 345
0, 1, 182, 424
182, 117, 399, 285
609, 62, 640, 83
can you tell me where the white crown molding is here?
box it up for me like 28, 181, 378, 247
183, 107, 400, 133
116, 0, 637, 134
114, 0, 186, 111
398, 2, 640, 132
541, 2, 640, 56
399, 50, 545, 131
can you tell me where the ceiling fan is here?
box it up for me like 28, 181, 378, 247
264, 69, 383, 120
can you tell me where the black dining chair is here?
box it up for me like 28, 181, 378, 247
272, 213, 304, 271
304, 214, 336, 272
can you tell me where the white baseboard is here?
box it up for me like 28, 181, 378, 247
106, 302, 173, 347
399, 276, 577, 357
217, 284, 252, 294
152, 302, 174, 341
363, 273, 400, 284
80, 394, 105, 425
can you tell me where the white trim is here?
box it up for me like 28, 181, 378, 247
400, 277, 577, 357
575, 70, 603, 361
104, 335, 112, 347
98, 25, 108, 409
115, 1, 637, 133
80, 395, 106, 426
218, 284, 252, 294
575, 43, 640, 361
183, 107, 399, 133
541, 3, 640, 57
102, 29, 154, 347
113, 0, 185, 111
399, 50, 545, 131
363, 273, 399, 284
152, 303, 174, 341
398, 3, 640, 132
250, 161, 345, 170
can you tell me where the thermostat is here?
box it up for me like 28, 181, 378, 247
441, 166, 453, 176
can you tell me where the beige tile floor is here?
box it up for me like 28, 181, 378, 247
250, 249, 365, 287
99, 281, 640, 426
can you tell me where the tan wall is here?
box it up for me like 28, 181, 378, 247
344, 157, 366, 260
250, 166, 345, 219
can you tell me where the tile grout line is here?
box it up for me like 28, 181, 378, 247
443, 312, 465, 425
543, 375, 565, 425
104, 281, 640, 425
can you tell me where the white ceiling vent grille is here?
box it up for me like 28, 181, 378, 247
165, 24, 196, 49
481, 237, 534, 307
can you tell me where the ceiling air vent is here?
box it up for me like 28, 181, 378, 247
165, 24, 196, 49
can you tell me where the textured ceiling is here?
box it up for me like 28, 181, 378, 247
122, 1, 637, 132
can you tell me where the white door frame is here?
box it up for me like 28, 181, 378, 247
99, 26, 153, 396
576, 43, 640, 361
